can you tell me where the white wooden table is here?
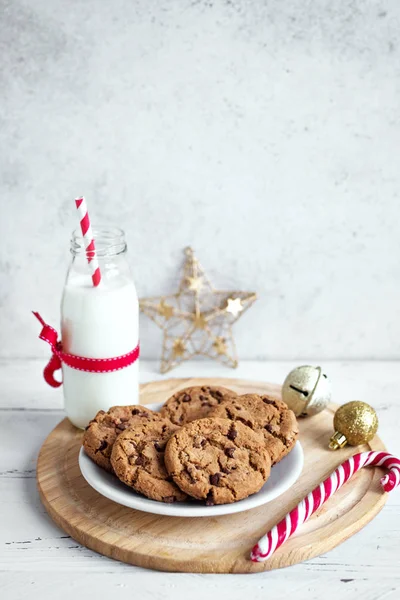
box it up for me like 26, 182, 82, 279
1, 359, 399, 600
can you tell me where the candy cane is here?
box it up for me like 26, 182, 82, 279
251, 451, 400, 562
75, 196, 101, 287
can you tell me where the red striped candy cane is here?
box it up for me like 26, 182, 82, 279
75, 197, 101, 287
251, 451, 400, 562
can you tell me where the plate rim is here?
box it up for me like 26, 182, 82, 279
78, 441, 304, 518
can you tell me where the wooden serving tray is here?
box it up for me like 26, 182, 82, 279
37, 377, 388, 573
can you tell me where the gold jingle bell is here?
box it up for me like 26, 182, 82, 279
282, 365, 331, 417
329, 401, 378, 450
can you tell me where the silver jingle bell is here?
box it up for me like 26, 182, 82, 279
282, 365, 331, 417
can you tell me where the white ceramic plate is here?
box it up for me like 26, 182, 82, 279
79, 402, 304, 517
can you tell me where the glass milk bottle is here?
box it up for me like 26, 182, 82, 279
61, 227, 139, 429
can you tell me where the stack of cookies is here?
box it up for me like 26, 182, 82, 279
83, 385, 299, 505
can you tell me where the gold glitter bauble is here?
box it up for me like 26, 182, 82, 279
329, 401, 378, 450
281, 365, 331, 417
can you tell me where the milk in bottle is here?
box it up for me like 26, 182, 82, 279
61, 227, 139, 428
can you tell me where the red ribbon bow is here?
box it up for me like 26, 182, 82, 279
33, 312, 140, 388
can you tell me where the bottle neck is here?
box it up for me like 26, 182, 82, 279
70, 226, 127, 258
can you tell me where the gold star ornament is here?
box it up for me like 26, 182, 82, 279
140, 247, 257, 373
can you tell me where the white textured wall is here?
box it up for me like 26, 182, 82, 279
1, 0, 400, 361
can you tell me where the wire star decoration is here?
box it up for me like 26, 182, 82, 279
139, 247, 257, 373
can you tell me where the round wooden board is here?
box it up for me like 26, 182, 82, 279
37, 377, 388, 573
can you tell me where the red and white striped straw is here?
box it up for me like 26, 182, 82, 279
75, 197, 101, 287
251, 450, 400, 562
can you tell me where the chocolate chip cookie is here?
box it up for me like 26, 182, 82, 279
160, 385, 238, 425
164, 417, 271, 505
111, 419, 187, 502
83, 405, 161, 473
210, 394, 298, 465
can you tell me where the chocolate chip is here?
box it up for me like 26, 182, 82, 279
163, 496, 176, 503
209, 389, 225, 401
221, 466, 230, 474
116, 423, 129, 430
182, 394, 191, 402
225, 447, 235, 458
227, 426, 237, 441
120, 417, 130, 422
265, 424, 273, 433
205, 491, 214, 506
96, 440, 108, 453
199, 395, 207, 401
135, 455, 145, 465
262, 397, 280, 409
132, 409, 148, 417
210, 473, 221, 486
201, 401, 211, 407
154, 441, 163, 451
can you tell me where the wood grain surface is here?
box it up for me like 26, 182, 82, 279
36, 377, 388, 574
